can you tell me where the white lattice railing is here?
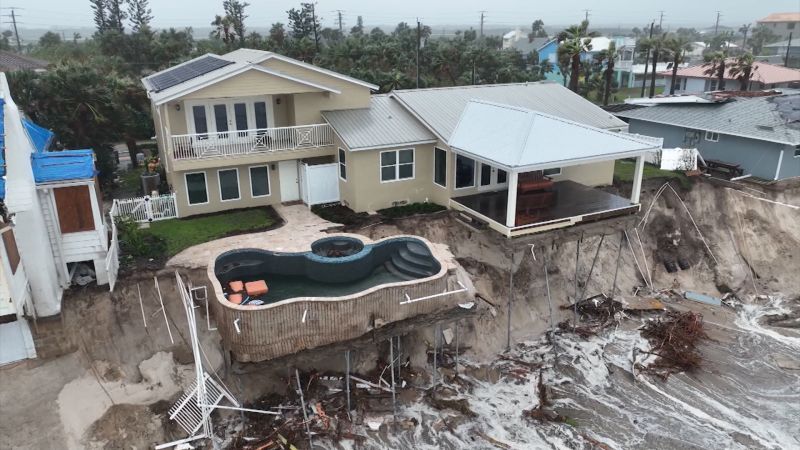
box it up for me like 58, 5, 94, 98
170, 123, 334, 160
105, 210, 119, 291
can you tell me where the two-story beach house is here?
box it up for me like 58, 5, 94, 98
142, 49, 661, 238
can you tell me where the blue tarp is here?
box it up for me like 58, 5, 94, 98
31, 149, 96, 183
22, 118, 54, 153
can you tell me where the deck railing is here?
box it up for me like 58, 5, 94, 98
170, 124, 334, 160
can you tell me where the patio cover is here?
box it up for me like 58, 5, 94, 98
448, 100, 662, 171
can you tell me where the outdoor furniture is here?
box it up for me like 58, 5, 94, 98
518, 171, 554, 194
245, 280, 269, 296
703, 159, 744, 177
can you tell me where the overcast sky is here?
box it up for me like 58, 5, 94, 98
3, 0, 798, 30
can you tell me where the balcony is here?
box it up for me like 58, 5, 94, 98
169, 123, 334, 161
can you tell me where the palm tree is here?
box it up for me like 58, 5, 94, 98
558, 20, 598, 92
211, 14, 235, 46
703, 51, 728, 90
663, 36, 693, 94
644, 33, 666, 98
594, 41, 618, 105
728, 53, 757, 91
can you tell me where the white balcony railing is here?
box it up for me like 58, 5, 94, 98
170, 123, 334, 161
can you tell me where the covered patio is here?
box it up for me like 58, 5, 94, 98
447, 100, 661, 237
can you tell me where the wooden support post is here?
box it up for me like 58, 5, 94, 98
631, 155, 645, 204
611, 231, 625, 299
345, 350, 351, 417
505, 171, 518, 228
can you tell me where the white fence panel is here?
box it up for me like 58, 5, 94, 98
112, 193, 178, 223
105, 212, 120, 292
301, 163, 340, 206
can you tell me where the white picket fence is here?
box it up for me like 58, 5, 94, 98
299, 162, 340, 206
111, 193, 179, 223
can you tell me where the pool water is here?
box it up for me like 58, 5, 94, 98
235, 265, 405, 304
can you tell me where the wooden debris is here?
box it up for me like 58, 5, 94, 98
474, 430, 512, 449
637, 311, 708, 380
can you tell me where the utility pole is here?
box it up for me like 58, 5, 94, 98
311, 2, 319, 54
9, 9, 22, 52
658, 11, 665, 28
479, 11, 486, 39
416, 18, 421, 88
640, 21, 654, 98
714, 11, 721, 35
334, 10, 344, 34
786, 32, 793, 66
583, 9, 590, 21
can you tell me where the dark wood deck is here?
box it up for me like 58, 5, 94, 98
453, 180, 637, 228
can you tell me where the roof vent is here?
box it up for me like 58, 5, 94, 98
756, 125, 774, 131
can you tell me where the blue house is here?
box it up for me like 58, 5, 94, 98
616, 92, 800, 181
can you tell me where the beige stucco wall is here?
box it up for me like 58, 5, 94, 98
169, 161, 284, 217
338, 140, 616, 213
181, 70, 323, 100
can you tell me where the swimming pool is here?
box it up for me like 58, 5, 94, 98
214, 236, 441, 304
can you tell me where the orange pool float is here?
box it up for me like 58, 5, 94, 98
229, 280, 244, 292
245, 280, 269, 296
228, 293, 243, 304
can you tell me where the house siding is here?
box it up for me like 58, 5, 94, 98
627, 119, 787, 180
778, 145, 800, 179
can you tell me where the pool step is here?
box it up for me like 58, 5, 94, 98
390, 255, 437, 279
405, 241, 433, 259
395, 248, 437, 271
384, 261, 416, 281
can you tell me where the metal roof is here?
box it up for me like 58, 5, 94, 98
147, 55, 233, 92
449, 100, 660, 171
322, 95, 436, 151
0, 50, 49, 72
392, 82, 627, 141
616, 93, 800, 145
658, 60, 800, 85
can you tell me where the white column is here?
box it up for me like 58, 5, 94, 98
506, 171, 518, 228
630, 155, 645, 204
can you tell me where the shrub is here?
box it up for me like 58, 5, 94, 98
377, 202, 446, 219
115, 216, 167, 259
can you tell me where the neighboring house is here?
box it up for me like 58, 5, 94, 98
143, 49, 661, 238
538, 36, 636, 85
0, 50, 50, 73
0, 73, 116, 364
616, 92, 800, 181
763, 39, 800, 68
502, 29, 526, 49
756, 12, 800, 41
661, 60, 800, 93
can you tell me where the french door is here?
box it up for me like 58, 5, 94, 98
188, 97, 272, 139
478, 162, 509, 191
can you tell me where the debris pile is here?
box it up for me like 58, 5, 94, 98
559, 294, 624, 338
636, 311, 708, 380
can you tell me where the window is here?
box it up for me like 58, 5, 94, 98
254, 101, 268, 129
249, 166, 270, 197
794, 145, 800, 158
218, 169, 240, 201
380, 149, 414, 182
543, 167, 562, 176
497, 169, 508, 184
434, 147, 447, 187
233, 102, 248, 135
185, 172, 208, 205
704, 131, 720, 142
213, 104, 229, 135
479, 163, 492, 186
338, 148, 347, 180
455, 155, 476, 189
192, 105, 208, 138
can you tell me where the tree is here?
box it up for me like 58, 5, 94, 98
1, 30, 12, 50
558, 20, 597, 92
268, 22, 287, 49
529, 19, 547, 40
223, 0, 249, 46
90, 0, 109, 33
749, 25, 778, 55
39, 31, 63, 48
127, 0, 153, 32
728, 53, 757, 90
703, 51, 728, 90
594, 41, 617, 105
287, 3, 320, 47
106, 0, 127, 32
675, 27, 702, 41
706, 30, 734, 52
663, 35, 693, 94
211, 14, 236, 47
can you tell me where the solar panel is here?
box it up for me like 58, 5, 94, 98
148, 56, 234, 92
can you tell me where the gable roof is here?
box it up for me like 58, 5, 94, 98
0, 50, 49, 72
757, 12, 800, 23
391, 82, 627, 142
448, 100, 660, 171
661, 60, 800, 85
142, 49, 377, 104
616, 93, 800, 145
322, 95, 436, 151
